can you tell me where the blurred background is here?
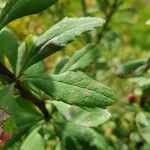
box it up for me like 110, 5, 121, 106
0, 0, 150, 149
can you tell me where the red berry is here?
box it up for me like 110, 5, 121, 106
128, 93, 136, 104
0, 131, 9, 144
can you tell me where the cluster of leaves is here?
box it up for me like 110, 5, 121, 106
0, 0, 116, 149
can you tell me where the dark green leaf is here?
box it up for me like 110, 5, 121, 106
0, 29, 19, 74
23, 71, 116, 108
0, 0, 58, 30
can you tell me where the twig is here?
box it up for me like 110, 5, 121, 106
97, 0, 123, 42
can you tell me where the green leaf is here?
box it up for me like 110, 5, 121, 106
21, 17, 105, 72
53, 114, 109, 150
20, 127, 45, 150
53, 57, 69, 74
4, 96, 43, 149
117, 59, 146, 78
23, 71, 116, 108
49, 100, 111, 127
0, 29, 19, 74
4, 122, 37, 150
24, 62, 45, 76
0, 0, 58, 30
13, 96, 43, 127
136, 112, 150, 144
59, 44, 99, 73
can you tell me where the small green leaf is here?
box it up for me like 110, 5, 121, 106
20, 127, 45, 150
0, 29, 19, 74
136, 112, 150, 144
0, 0, 58, 30
53, 57, 70, 74
117, 59, 146, 78
23, 71, 116, 108
49, 101, 111, 127
60, 44, 99, 73
21, 17, 105, 72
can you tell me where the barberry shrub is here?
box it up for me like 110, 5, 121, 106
0, 0, 116, 149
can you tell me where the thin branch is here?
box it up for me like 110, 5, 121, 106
0, 62, 50, 121
15, 81, 50, 121
0, 62, 16, 82
97, 0, 123, 42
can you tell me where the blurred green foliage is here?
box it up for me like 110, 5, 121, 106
0, 0, 150, 149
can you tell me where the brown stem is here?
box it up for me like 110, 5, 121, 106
0, 62, 16, 82
81, 0, 88, 16
0, 62, 50, 121
97, 0, 123, 42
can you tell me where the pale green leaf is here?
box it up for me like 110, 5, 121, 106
21, 17, 105, 72
49, 100, 111, 127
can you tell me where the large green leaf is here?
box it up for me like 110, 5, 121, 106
0, 29, 19, 74
0, 0, 58, 30
59, 44, 99, 73
49, 101, 111, 127
23, 71, 116, 108
21, 17, 105, 72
